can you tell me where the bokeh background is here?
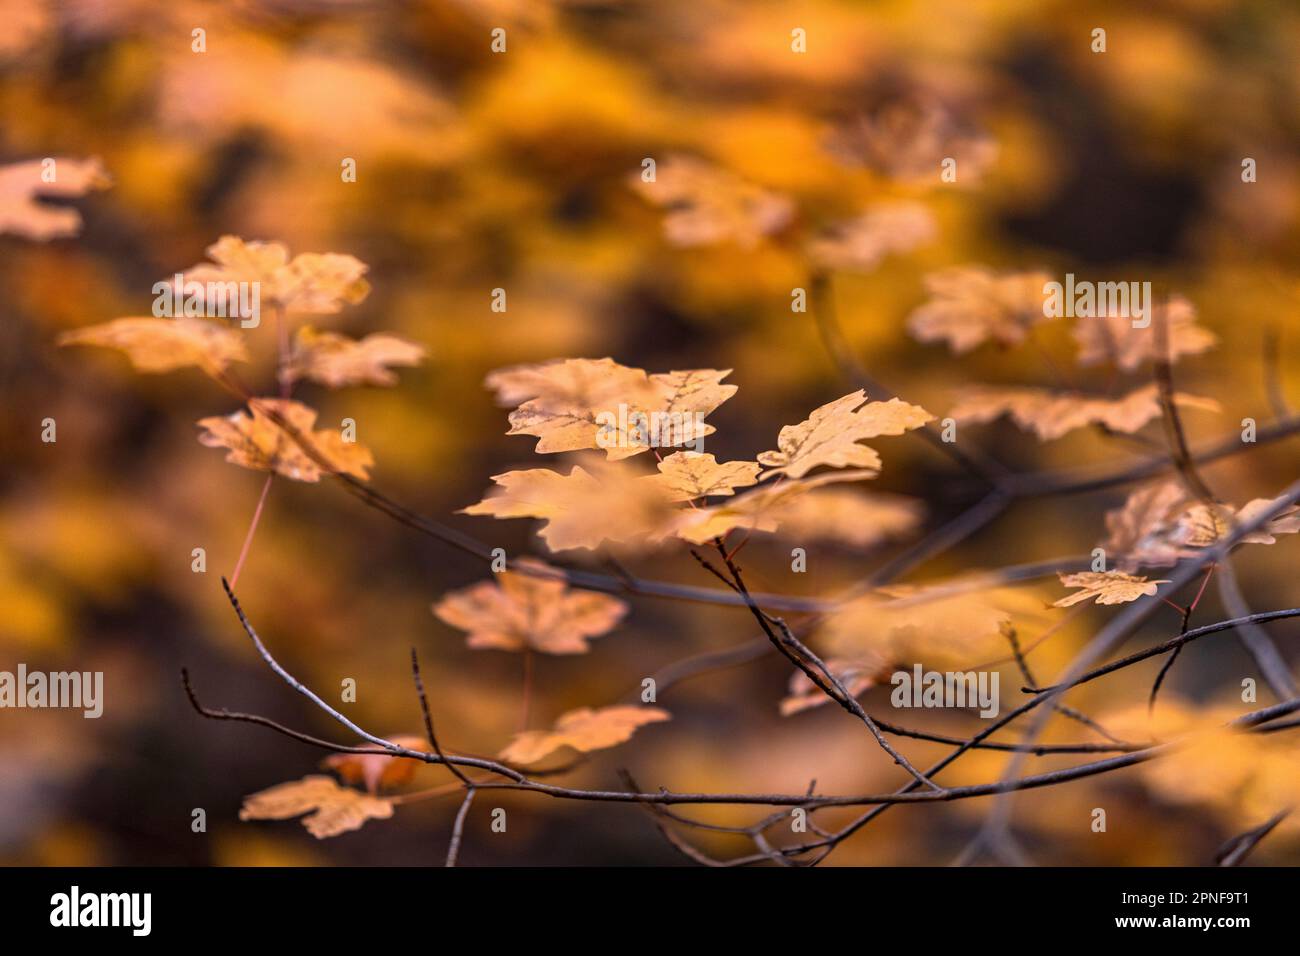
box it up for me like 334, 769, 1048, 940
2, 0, 1299, 865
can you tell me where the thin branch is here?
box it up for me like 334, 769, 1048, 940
411, 647, 474, 787
1216, 809, 1291, 867
445, 789, 475, 867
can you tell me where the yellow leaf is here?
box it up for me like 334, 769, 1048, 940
816, 586, 1018, 670
906, 266, 1053, 353
460, 464, 680, 552
285, 326, 425, 388
196, 398, 373, 482
183, 235, 370, 315
780, 655, 888, 716
1103, 482, 1300, 570
1073, 296, 1217, 371
630, 154, 794, 248
806, 202, 935, 273
322, 735, 429, 794
645, 451, 760, 501
499, 705, 670, 764
484, 357, 655, 409
949, 384, 1219, 441
756, 390, 933, 479
499, 359, 737, 459
239, 775, 394, 839
674, 469, 876, 544
433, 558, 627, 654
58, 317, 248, 375
1053, 571, 1170, 607
0, 157, 109, 240
760, 487, 923, 549
825, 96, 997, 184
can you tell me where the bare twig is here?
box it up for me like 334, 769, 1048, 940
445, 789, 476, 867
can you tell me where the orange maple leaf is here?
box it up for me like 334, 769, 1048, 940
630, 154, 793, 248
499, 705, 670, 765
0, 157, 109, 240
433, 558, 627, 654
460, 463, 680, 552
196, 398, 373, 482
906, 266, 1053, 353
58, 317, 248, 375
239, 775, 394, 839
182, 235, 370, 315
322, 735, 429, 794
948, 384, 1219, 441
756, 390, 933, 479
285, 326, 426, 388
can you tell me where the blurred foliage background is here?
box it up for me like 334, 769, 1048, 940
1, 0, 1299, 865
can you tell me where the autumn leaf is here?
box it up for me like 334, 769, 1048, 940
322, 735, 429, 794
239, 775, 394, 839
815, 586, 1032, 671
484, 357, 645, 409
630, 154, 794, 248
502, 362, 737, 460
780, 655, 888, 716
285, 326, 426, 388
674, 469, 877, 544
1104, 482, 1300, 569
1073, 296, 1217, 371
760, 487, 923, 549
756, 390, 933, 479
0, 157, 109, 240
948, 384, 1219, 441
460, 463, 680, 552
1104, 700, 1300, 833
645, 451, 760, 501
433, 558, 627, 654
806, 202, 935, 273
182, 235, 370, 315
1053, 571, 1170, 607
58, 317, 248, 375
499, 705, 670, 765
197, 398, 374, 482
825, 96, 997, 184
906, 267, 1053, 353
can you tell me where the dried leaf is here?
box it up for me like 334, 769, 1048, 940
58, 317, 248, 375
825, 96, 997, 184
780, 655, 888, 716
239, 775, 394, 839
674, 469, 877, 544
1104, 700, 1300, 832
806, 202, 936, 273
949, 384, 1219, 441
1073, 296, 1217, 371
757, 390, 933, 479
761, 487, 923, 549
485, 357, 655, 409
285, 326, 425, 388
630, 154, 794, 248
322, 735, 429, 794
196, 398, 374, 482
433, 558, 627, 654
182, 235, 370, 315
499, 705, 670, 765
816, 586, 1020, 671
1053, 571, 1170, 607
0, 157, 109, 240
1103, 482, 1300, 570
460, 464, 680, 552
501, 360, 737, 460
645, 451, 760, 501
906, 267, 1053, 353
